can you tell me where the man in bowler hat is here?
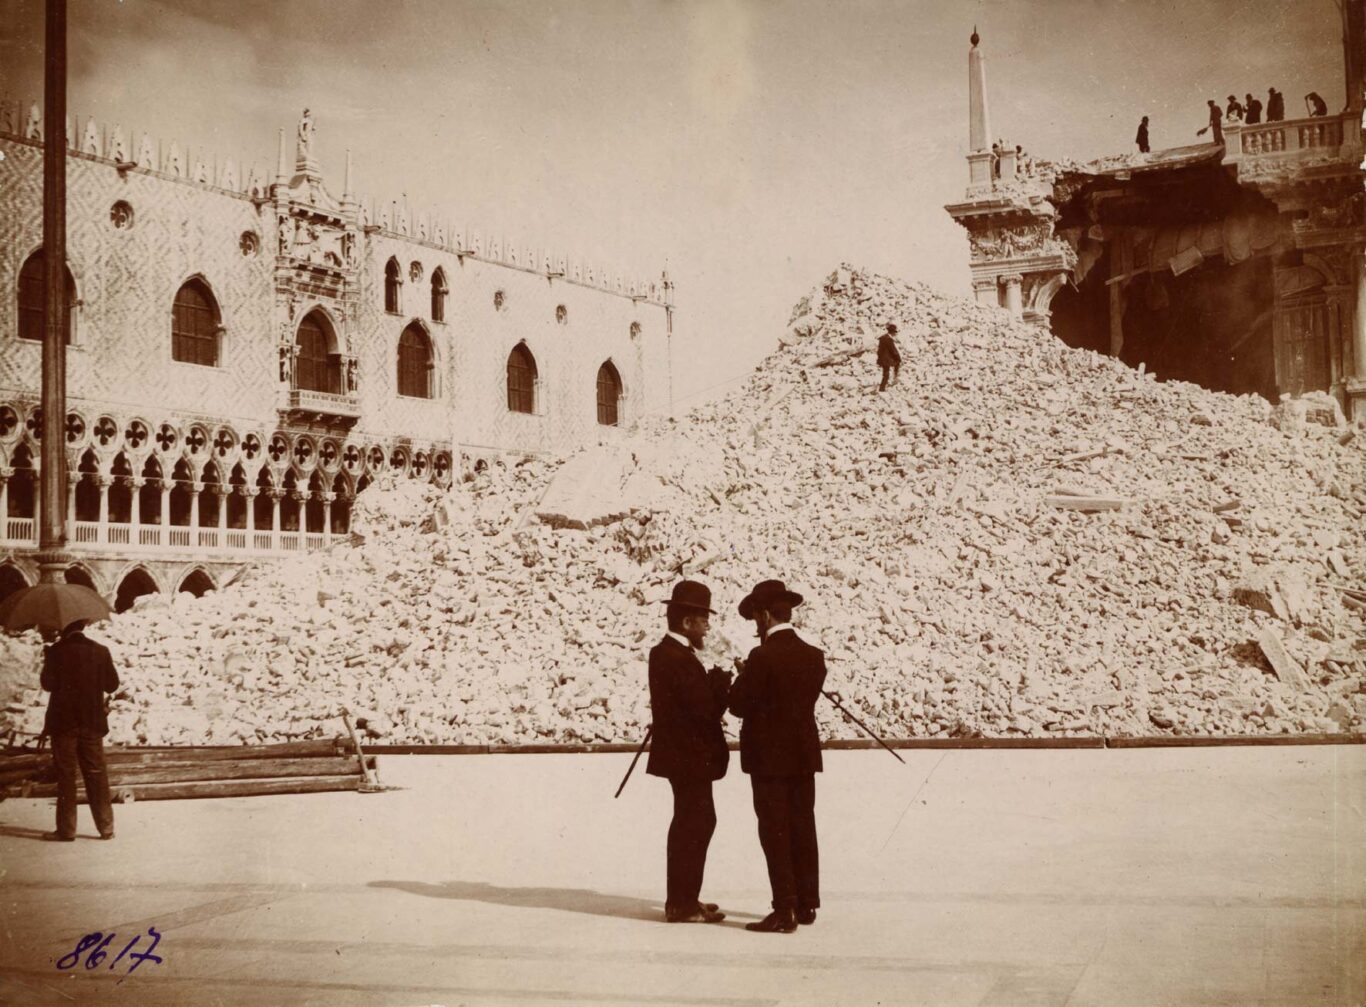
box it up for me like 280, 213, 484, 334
728, 580, 827, 933
41, 620, 119, 841
646, 580, 731, 923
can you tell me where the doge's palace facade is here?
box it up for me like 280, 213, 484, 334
0, 104, 674, 608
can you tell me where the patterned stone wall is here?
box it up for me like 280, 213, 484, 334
0, 123, 673, 465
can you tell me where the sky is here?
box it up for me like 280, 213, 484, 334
0, 0, 1343, 412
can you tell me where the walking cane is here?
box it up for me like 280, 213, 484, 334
822, 690, 905, 764
613, 726, 652, 798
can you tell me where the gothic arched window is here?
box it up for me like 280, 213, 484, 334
17, 250, 75, 344
384, 257, 402, 314
506, 344, 537, 414
295, 311, 342, 394
596, 361, 622, 426
431, 268, 448, 323
171, 278, 220, 366
397, 322, 433, 398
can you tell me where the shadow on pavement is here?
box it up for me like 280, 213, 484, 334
0, 825, 59, 841
369, 880, 761, 928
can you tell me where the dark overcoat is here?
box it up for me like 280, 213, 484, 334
41, 631, 120, 736
646, 635, 730, 781
876, 334, 901, 368
727, 629, 826, 776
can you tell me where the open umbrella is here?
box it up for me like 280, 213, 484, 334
0, 583, 112, 636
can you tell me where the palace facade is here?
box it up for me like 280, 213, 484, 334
0, 106, 674, 609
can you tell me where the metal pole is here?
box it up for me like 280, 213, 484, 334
39, 0, 68, 581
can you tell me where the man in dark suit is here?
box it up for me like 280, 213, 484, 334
41, 619, 120, 841
646, 580, 731, 923
728, 580, 827, 933
877, 323, 902, 391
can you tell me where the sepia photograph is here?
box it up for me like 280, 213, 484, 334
0, 0, 1363, 1003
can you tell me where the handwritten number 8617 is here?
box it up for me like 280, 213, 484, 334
56, 926, 162, 973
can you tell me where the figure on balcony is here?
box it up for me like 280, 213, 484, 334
1197, 99, 1224, 146
1304, 91, 1328, 117
1244, 93, 1262, 124
1224, 95, 1244, 122
1135, 116, 1150, 154
1266, 87, 1284, 121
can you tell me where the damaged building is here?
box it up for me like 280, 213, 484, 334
945, 10, 1366, 420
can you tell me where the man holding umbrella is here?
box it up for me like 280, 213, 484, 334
41, 619, 120, 841
645, 579, 731, 923
728, 579, 827, 933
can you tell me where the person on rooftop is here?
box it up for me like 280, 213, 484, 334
1266, 87, 1284, 121
1135, 115, 1150, 153
1225, 95, 1245, 122
1305, 92, 1328, 117
1197, 99, 1224, 146
1244, 93, 1262, 124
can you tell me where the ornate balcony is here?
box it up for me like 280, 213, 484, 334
280, 387, 361, 426
1222, 111, 1361, 189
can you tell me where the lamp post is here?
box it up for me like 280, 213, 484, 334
38, 0, 70, 584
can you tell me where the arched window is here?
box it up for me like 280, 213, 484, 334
295, 311, 342, 394
384, 258, 402, 313
397, 322, 433, 398
171, 278, 219, 366
506, 344, 537, 414
596, 361, 622, 426
17, 250, 75, 343
431, 268, 448, 323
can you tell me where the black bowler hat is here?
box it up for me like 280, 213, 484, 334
738, 579, 804, 620
663, 579, 715, 614
885, 322, 898, 334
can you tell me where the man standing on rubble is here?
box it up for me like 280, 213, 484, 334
41, 620, 119, 842
645, 580, 731, 924
729, 580, 827, 934
877, 323, 902, 392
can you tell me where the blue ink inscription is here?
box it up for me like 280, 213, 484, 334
56, 926, 163, 974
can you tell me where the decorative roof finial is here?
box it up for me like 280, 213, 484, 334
970, 26, 980, 47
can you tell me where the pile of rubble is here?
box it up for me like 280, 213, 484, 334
3, 266, 1363, 746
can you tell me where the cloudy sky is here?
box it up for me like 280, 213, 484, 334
0, 0, 1342, 410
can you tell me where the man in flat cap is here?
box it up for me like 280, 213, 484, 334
728, 580, 827, 933
646, 580, 731, 923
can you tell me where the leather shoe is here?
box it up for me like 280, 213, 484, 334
745, 909, 797, 933
42, 831, 75, 842
665, 906, 725, 923
796, 908, 817, 925
98, 832, 115, 841
697, 902, 719, 914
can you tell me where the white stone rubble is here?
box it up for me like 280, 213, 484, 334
3, 266, 1363, 746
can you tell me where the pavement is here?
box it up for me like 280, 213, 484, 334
0, 745, 1363, 1006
